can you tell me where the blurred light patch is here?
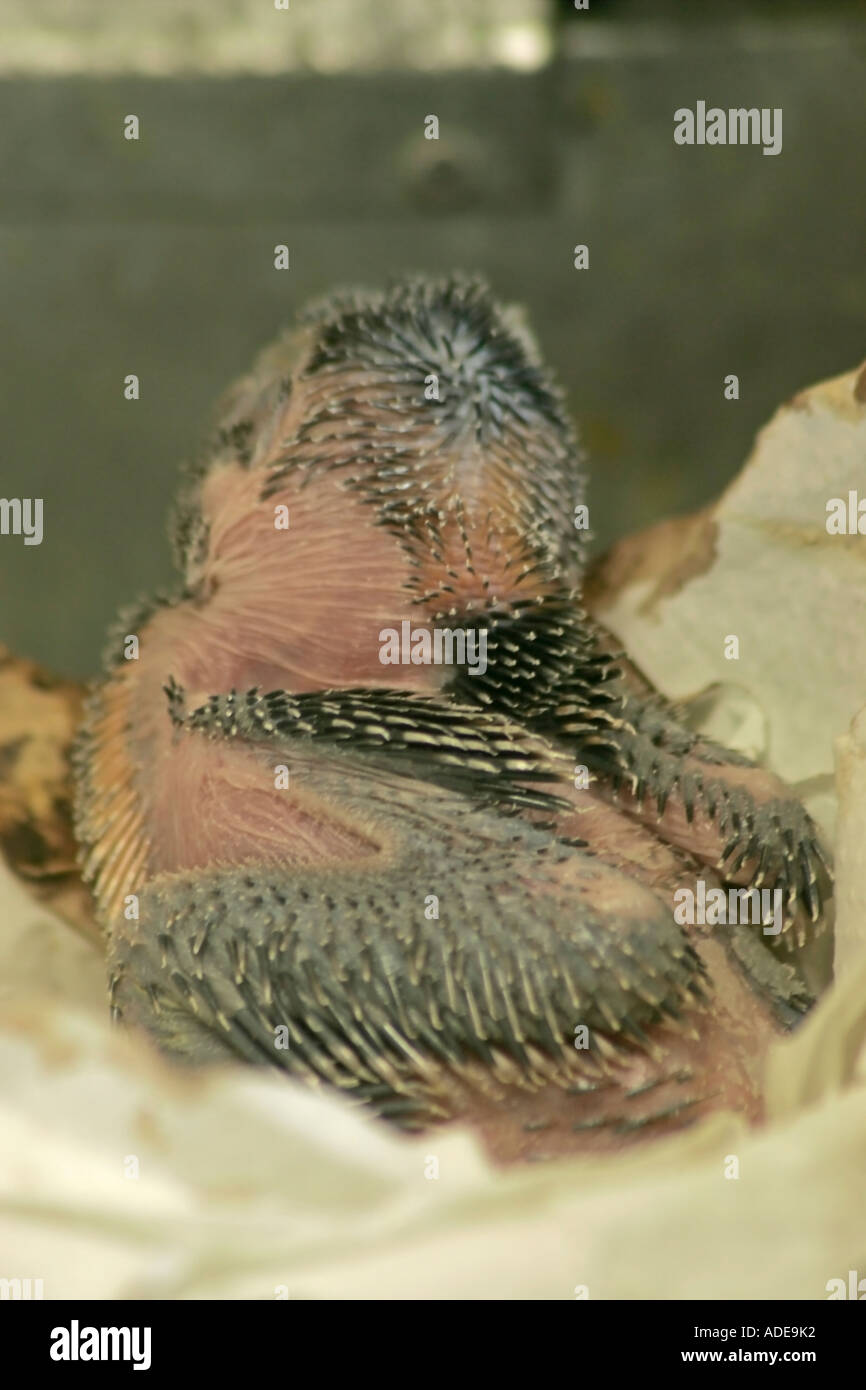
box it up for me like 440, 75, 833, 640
492, 23, 552, 71
0, 0, 553, 74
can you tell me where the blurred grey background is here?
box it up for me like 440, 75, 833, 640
1, 0, 865, 677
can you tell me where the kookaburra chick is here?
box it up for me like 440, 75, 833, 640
74, 276, 830, 1163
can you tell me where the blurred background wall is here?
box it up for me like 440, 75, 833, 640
1, 0, 864, 676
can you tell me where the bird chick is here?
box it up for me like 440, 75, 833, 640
74, 275, 830, 1163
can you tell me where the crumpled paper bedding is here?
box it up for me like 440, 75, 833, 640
1, 365, 865, 1300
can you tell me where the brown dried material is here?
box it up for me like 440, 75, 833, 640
585, 509, 718, 617
0, 644, 99, 944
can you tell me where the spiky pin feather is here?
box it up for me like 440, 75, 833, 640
74, 276, 830, 1162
